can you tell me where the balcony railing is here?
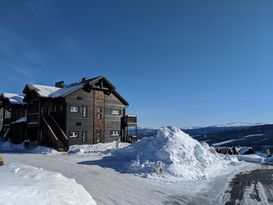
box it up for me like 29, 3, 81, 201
27, 113, 39, 123
122, 115, 137, 127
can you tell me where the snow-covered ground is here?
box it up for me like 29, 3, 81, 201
0, 163, 96, 205
1, 126, 271, 204
0, 141, 57, 154
69, 141, 130, 154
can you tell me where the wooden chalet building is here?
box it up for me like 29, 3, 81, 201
17, 76, 137, 151
0, 93, 26, 143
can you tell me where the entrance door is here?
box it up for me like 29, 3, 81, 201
93, 90, 105, 143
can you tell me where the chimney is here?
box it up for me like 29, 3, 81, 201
82, 77, 88, 82
55, 81, 64, 88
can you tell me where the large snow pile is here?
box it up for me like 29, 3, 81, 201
69, 141, 130, 154
0, 141, 57, 154
0, 163, 96, 205
115, 127, 240, 181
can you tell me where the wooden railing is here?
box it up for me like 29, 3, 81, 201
42, 115, 68, 151
27, 114, 39, 123
42, 116, 59, 148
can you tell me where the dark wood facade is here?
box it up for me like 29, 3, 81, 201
0, 93, 26, 141
20, 76, 135, 151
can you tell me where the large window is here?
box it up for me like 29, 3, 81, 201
69, 106, 79, 113
82, 106, 88, 118
110, 109, 121, 115
82, 130, 88, 142
69, 131, 79, 138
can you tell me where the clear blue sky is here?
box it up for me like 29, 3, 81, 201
0, 0, 273, 128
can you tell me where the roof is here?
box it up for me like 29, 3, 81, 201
23, 76, 129, 105
0, 93, 25, 105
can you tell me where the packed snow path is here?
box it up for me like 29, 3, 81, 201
223, 165, 273, 204
2, 152, 260, 205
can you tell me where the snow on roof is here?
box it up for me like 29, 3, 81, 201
30, 84, 61, 98
50, 80, 86, 98
2, 93, 25, 105
29, 77, 99, 98
30, 81, 85, 98
26, 76, 128, 104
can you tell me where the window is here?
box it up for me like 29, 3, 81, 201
69, 106, 79, 113
96, 129, 101, 143
82, 106, 88, 118
76, 122, 82, 126
110, 131, 120, 137
60, 105, 64, 111
77, 96, 82, 100
53, 106, 57, 112
96, 107, 102, 113
69, 131, 79, 138
96, 114, 102, 120
82, 130, 88, 142
110, 109, 121, 115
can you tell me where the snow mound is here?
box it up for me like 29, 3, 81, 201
0, 141, 57, 154
115, 126, 240, 181
0, 163, 96, 205
69, 141, 130, 154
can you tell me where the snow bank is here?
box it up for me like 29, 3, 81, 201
236, 154, 265, 164
0, 141, 57, 154
114, 127, 240, 181
0, 163, 96, 205
69, 141, 130, 154
265, 156, 273, 165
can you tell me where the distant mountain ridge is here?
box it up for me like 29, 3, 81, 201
134, 123, 273, 151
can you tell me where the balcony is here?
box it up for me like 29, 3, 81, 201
122, 115, 137, 127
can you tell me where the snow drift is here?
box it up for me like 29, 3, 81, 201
0, 163, 96, 205
69, 141, 129, 154
0, 141, 57, 154
115, 126, 240, 181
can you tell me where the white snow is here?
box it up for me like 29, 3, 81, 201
69, 141, 130, 154
264, 156, 273, 165
113, 126, 240, 181
31, 84, 60, 97
0, 163, 96, 205
243, 134, 264, 138
0, 141, 57, 154
236, 154, 265, 164
212, 139, 239, 146
11, 116, 27, 124
2, 93, 25, 105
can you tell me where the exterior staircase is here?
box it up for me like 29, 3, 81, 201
0, 127, 10, 140
42, 115, 68, 152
